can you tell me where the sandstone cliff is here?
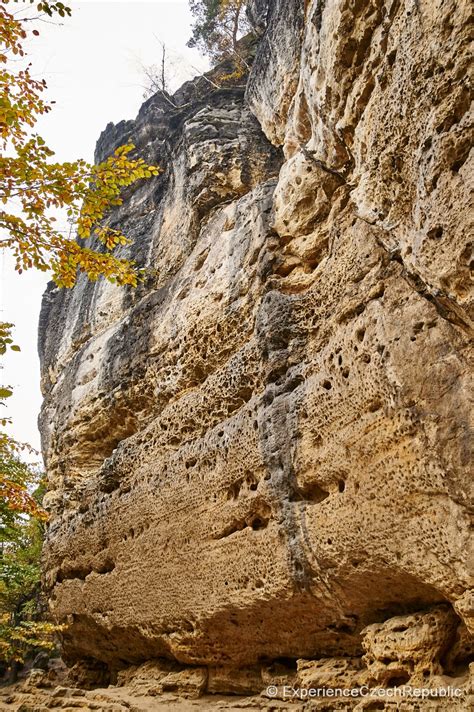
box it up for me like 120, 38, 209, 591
38, 0, 473, 706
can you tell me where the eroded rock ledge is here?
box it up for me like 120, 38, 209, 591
38, 0, 473, 707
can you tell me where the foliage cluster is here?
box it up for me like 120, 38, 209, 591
0, 461, 59, 678
0, 322, 46, 522
0, 320, 53, 678
1, 0, 160, 289
188, 0, 250, 64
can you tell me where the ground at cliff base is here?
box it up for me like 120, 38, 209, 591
0, 684, 472, 712
0, 685, 291, 712
0, 666, 472, 712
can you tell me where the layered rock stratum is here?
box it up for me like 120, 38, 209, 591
37, 0, 473, 708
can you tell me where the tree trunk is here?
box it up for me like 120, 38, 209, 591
161, 42, 166, 93
232, 1, 242, 52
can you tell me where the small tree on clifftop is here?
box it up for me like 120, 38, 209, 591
188, 0, 250, 64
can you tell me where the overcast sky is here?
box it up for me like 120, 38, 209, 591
1, 1, 208, 454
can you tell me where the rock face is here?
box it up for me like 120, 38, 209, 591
39, 0, 472, 702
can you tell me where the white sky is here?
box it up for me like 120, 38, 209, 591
1, 1, 208, 454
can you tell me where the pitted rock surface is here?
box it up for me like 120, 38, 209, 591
38, 0, 473, 705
